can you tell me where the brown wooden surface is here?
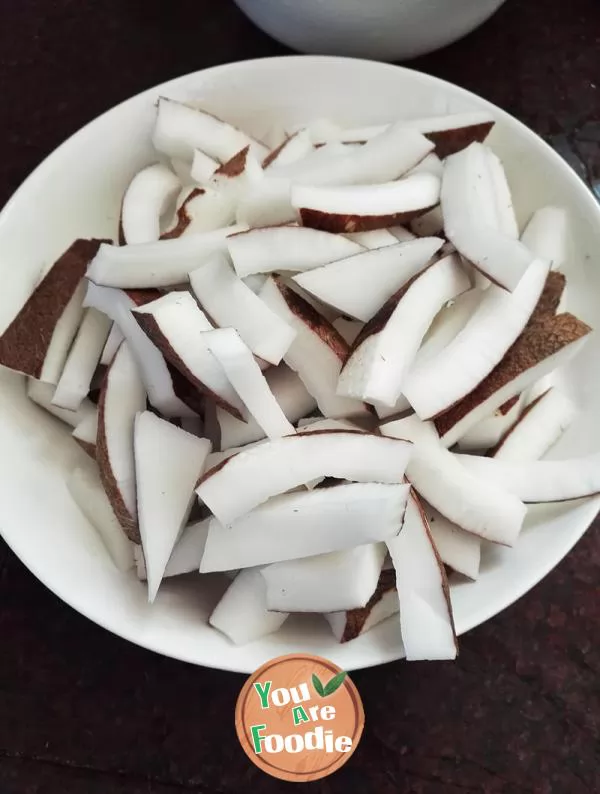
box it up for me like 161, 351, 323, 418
1, 0, 599, 791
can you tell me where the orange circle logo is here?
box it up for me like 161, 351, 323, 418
235, 653, 364, 782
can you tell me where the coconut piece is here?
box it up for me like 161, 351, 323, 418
425, 504, 481, 580
72, 410, 99, 458
325, 568, 398, 642
486, 148, 519, 239
489, 388, 576, 461
27, 379, 97, 428
197, 429, 412, 524
86, 225, 247, 289
99, 324, 124, 366
242, 273, 268, 294
0, 239, 102, 383
208, 146, 264, 210
216, 364, 316, 449
200, 482, 409, 573
189, 254, 296, 365
161, 187, 236, 238
170, 157, 194, 185
121, 163, 181, 244
67, 464, 134, 571
381, 415, 526, 545
190, 149, 219, 183
292, 237, 443, 322
338, 254, 470, 406
434, 312, 591, 447
85, 283, 198, 418
456, 392, 527, 452
404, 258, 551, 419
332, 317, 363, 345
263, 129, 313, 169
455, 452, 600, 502
293, 173, 440, 233
387, 491, 457, 660
51, 308, 112, 410
209, 568, 288, 645
153, 97, 268, 162
259, 278, 368, 418
134, 411, 211, 601
201, 327, 296, 441
521, 206, 570, 271
261, 543, 387, 613
205, 439, 266, 472
345, 229, 399, 249
96, 342, 146, 543
134, 517, 210, 580
441, 144, 534, 290
227, 225, 364, 278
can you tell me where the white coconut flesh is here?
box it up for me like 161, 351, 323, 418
381, 416, 526, 545
337, 254, 471, 407
404, 258, 550, 419
72, 409, 99, 451
456, 393, 527, 452
38, 281, 87, 386
134, 517, 211, 581
189, 253, 296, 365
259, 278, 369, 419
216, 364, 316, 450
263, 129, 313, 170
209, 568, 289, 646
163, 186, 236, 237
134, 411, 212, 602
491, 388, 576, 461
387, 491, 457, 661
521, 206, 570, 272
425, 504, 481, 580
292, 236, 444, 323
27, 379, 97, 429
190, 148, 219, 183
84, 283, 197, 419
196, 430, 413, 525
261, 543, 387, 613
201, 327, 296, 441
227, 225, 364, 278
455, 452, 600, 502
485, 148, 519, 239
52, 308, 112, 411
200, 482, 409, 573
345, 229, 399, 249
121, 163, 181, 244
86, 225, 247, 289
152, 97, 268, 162
67, 464, 135, 572
100, 324, 125, 366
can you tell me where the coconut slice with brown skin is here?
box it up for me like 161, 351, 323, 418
259, 278, 369, 419
152, 97, 268, 162
51, 308, 112, 411
121, 163, 181, 244
189, 253, 296, 365
337, 254, 470, 406
216, 364, 316, 449
190, 149, 219, 183
200, 482, 409, 573
455, 452, 600, 503
196, 430, 413, 525
387, 490, 458, 660
425, 504, 481, 580
292, 172, 441, 233
200, 327, 296, 441
207, 146, 264, 214
0, 238, 102, 383
521, 206, 570, 272
134, 410, 211, 601
456, 392, 527, 452
87, 225, 247, 289
130, 290, 244, 419
134, 517, 210, 581
292, 236, 443, 322
261, 543, 387, 613
441, 144, 534, 290
96, 342, 146, 543
227, 225, 364, 278
84, 283, 198, 418
434, 312, 591, 448
404, 258, 550, 419
488, 388, 576, 461
72, 409, 99, 458
381, 415, 526, 545
210, 567, 289, 646
325, 568, 398, 642
161, 187, 236, 239
27, 379, 97, 428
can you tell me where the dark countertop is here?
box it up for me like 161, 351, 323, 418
1, 1, 599, 792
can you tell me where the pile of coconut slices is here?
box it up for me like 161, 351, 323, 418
1, 98, 597, 660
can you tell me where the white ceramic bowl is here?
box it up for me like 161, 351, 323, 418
234, 0, 508, 61
1, 57, 599, 673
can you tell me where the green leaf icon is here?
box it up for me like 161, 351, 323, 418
323, 671, 347, 696
312, 673, 325, 697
